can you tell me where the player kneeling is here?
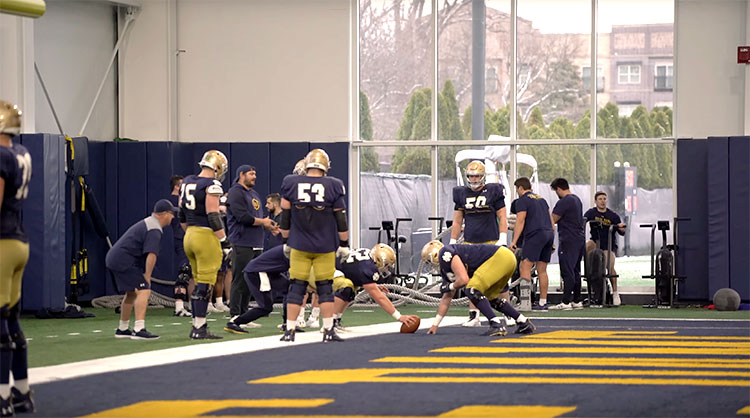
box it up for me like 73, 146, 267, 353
421, 240, 535, 336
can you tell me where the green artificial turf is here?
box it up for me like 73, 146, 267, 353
23, 304, 749, 368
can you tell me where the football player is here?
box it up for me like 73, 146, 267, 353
180, 150, 230, 339
450, 161, 511, 327
421, 240, 535, 336
333, 244, 419, 332
279, 149, 350, 343
0, 100, 35, 415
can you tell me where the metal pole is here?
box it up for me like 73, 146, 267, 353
78, 9, 136, 137
33, 62, 65, 136
471, 0, 485, 140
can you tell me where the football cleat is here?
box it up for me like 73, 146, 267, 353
572, 301, 585, 310
280, 324, 305, 333
531, 303, 548, 311
114, 329, 135, 339
482, 320, 507, 336
214, 302, 230, 312
549, 302, 573, 311
465, 160, 487, 191
322, 327, 344, 342
612, 292, 621, 306
305, 148, 330, 173
131, 329, 160, 340
174, 308, 191, 317
189, 324, 223, 340
1, 395, 13, 418
280, 328, 295, 342
240, 322, 262, 329
515, 319, 536, 334
224, 322, 248, 334
421, 240, 444, 267
305, 316, 320, 328
10, 387, 34, 413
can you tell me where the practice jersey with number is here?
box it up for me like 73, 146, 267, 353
437, 244, 499, 284
0, 143, 31, 242
180, 175, 224, 228
453, 183, 505, 243
336, 248, 380, 286
243, 245, 289, 275
280, 174, 346, 253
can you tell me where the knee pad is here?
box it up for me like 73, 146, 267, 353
10, 331, 26, 352
335, 287, 355, 303
286, 279, 308, 305
316, 280, 334, 303
466, 287, 486, 305
191, 283, 213, 302
491, 298, 507, 312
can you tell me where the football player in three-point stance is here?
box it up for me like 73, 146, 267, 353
0, 100, 35, 415
333, 244, 419, 333
421, 240, 535, 337
279, 149, 350, 343
180, 150, 230, 340
450, 161, 512, 327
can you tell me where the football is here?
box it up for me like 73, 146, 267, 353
400, 316, 420, 333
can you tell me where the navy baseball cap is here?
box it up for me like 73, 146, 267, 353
234, 164, 256, 182
153, 199, 178, 213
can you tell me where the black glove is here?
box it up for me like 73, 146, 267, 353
220, 239, 232, 259
440, 282, 453, 294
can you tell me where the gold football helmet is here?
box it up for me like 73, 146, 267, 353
466, 160, 486, 191
199, 150, 228, 181
0, 100, 22, 136
305, 148, 330, 173
371, 243, 396, 276
421, 240, 444, 266
293, 158, 306, 175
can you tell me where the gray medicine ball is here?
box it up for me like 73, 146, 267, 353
713, 288, 741, 311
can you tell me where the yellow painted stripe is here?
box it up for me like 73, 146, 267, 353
77, 399, 334, 418
737, 405, 750, 415
432, 346, 750, 356
80, 404, 576, 418
490, 338, 750, 348
371, 356, 750, 369
530, 330, 750, 340
249, 368, 750, 387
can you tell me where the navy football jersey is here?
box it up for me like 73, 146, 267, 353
106, 216, 163, 272
336, 248, 380, 286
552, 194, 585, 244
180, 175, 223, 228
453, 183, 505, 243
0, 143, 32, 242
515, 191, 552, 239
584, 207, 623, 251
243, 245, 290, 274
438, 244, 499, 284
280, 174, 346, 253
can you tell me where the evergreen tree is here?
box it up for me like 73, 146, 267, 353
360, 91, 379, 172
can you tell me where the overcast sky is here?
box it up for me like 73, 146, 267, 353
489, 0, 674, 34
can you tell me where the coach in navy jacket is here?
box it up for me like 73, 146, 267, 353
226, 165, 278, 317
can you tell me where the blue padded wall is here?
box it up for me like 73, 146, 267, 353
146, 142, 179, 295
676, 138, 708, 300
82, 140, 110, 300
104, 142, 119, 295
706, 137, 731, 296
269, 143, 309, 193
117, 142, 149, 236
728, 137, 750, 299
19, 134, 67, 310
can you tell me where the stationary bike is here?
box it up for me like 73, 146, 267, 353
640, 218, 690, 308
582, 220, 618, 307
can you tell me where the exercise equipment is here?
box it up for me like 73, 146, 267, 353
713, 288, 741, 311
583, 220, 618, 307
641, 217, 690, 308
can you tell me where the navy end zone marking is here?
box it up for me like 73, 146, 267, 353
28, 318, 750, 417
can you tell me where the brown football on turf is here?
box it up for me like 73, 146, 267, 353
400, 316, 420, 333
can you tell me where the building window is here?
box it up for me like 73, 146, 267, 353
618, 64, 641, 84
582, 66, 604, 92
654, 64, 673, 91
617, 102, 641, 117
486, 66, 498, 93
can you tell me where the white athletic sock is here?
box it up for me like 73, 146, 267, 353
194, 317, 206, 328
0, 384, 9, 399
216, 297, 224, 305
517, 314, 528, 323
334, 313, 342, 320
134, 320, 145, 332
297, 309, 306, 320
175, 300, 184, 311
13, 379, 28, 395
322, 317, 334, 331
119, 320, 130, 331
286, 319, 297, 330
540, 298, 547, 306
